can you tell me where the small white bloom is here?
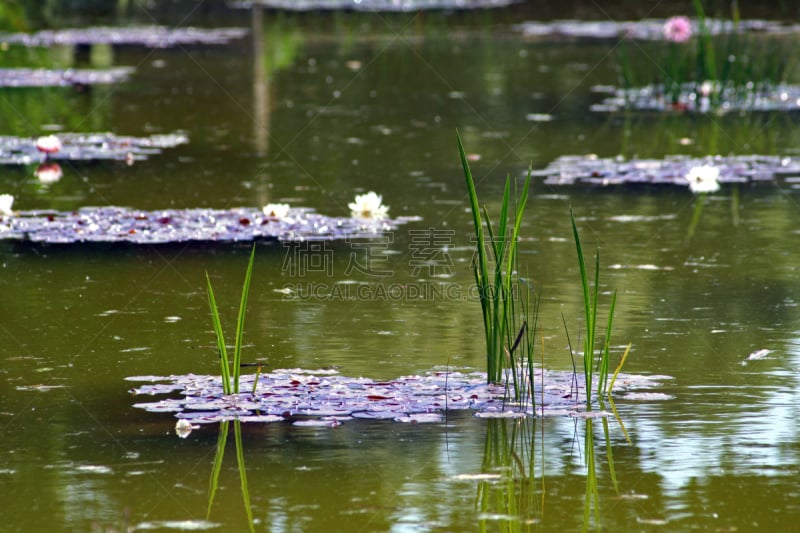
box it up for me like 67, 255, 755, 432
0, 194, 14, 216
35, 135, 62, 154
175, 419, 194, 439
699, 80, 715, 97
262, 203, 291, 218
348, 191, 389, 220
685, 165, 720, 194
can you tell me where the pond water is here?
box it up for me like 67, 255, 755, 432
2, 1, 800, 531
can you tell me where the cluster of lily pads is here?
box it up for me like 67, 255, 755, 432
0, 66, 134, 88
0, 25, 247, 89
0, 132, 188, 165
0, 25, 248, 48
129, 368, 671, 432
591, 82, 800, 114
0, 190, 399, 244
514, 17, 795, 41
533, 154, 800, 193
231, 0, 516, 11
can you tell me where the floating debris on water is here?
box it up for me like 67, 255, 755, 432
0, 206, 412, 244
0, 67, 134, 88
0, 26, 248, 48
0, 132, 187, 165
532, 154, 800, 188
175, 419, 196, 438
231, 0, 516, 11
742, 348, 773, 365
128, 368, 671, 425
591, 83, 800, 113
515, 18, 792, 41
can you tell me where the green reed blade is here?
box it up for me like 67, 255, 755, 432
206, 420, 230, 519
597, 289, 617, 396
458, 131, 488, 294
571, 209, 594, 402
504, 169, 531, 292
496, 176, 511, 263
608, 342, 631, 397
232, 244, 256, 394
206, 272, 231, 395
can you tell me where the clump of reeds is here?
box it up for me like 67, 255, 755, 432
206, 244, 256, 395
458, 132, 536, 405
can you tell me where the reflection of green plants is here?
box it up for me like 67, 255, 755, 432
206, 245, 256, 395
477, 418, 540, 532
458, 132, 536, 403
207, 421, 255, 533
0, 0, 27, 32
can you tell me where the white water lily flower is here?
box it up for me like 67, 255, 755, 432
685, 165, 720, 194
0, 194, 14, 216
35, 134, 62, 154
262, 203, 290, 218
348, 191, 389, 220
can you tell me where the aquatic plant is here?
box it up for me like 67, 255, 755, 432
570, 210, 618, 407
614, 1, 798, 112
458, 132, 535, 402
685, 164, 720, 194
0, 194, 13, 216
35, 134, 61, 155
663, 16, 692, 43
262, 203, 291, 218
205, 244, 256, 395
0, 205, 409, 244
348, 191, 389, 220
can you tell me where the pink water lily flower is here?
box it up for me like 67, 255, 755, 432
664, 16, 692, 43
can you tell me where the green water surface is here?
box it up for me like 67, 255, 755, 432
2, 2, 800, 531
